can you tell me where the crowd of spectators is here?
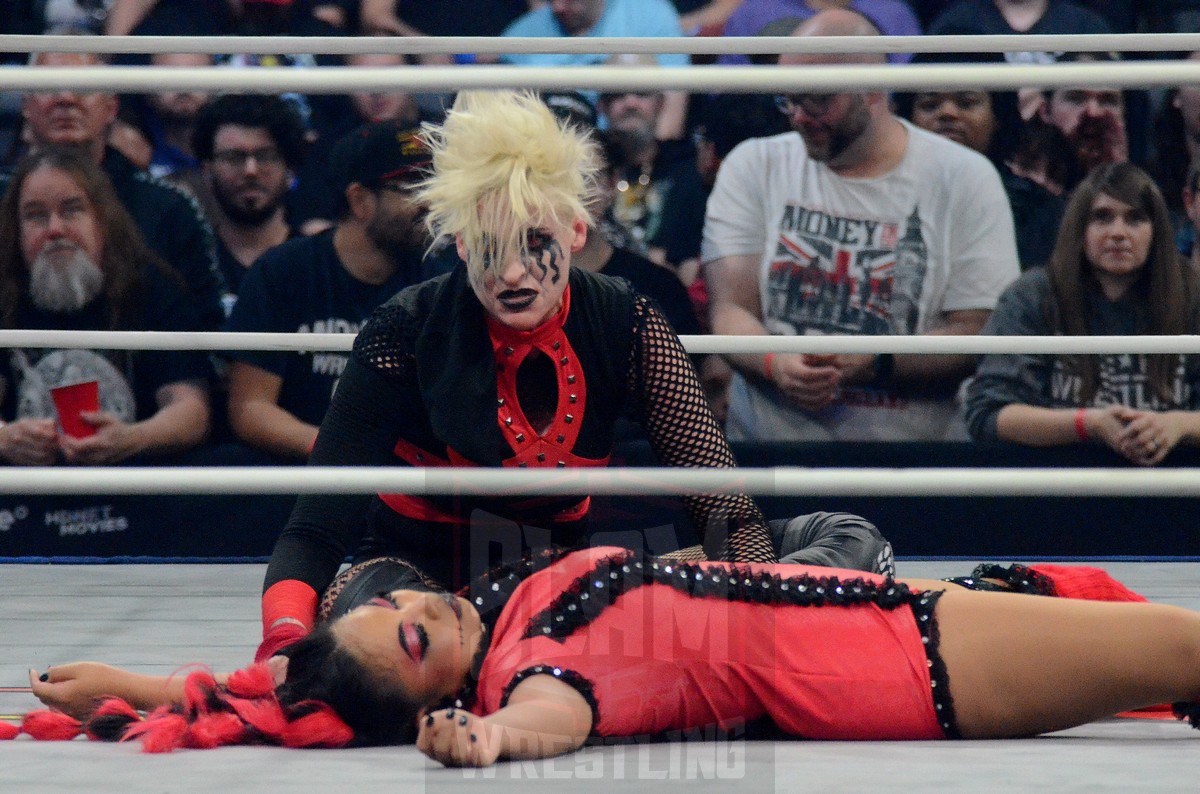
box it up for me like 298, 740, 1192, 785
4, 0, 1200, 476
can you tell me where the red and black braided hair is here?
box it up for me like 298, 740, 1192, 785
8, 624, 427, 752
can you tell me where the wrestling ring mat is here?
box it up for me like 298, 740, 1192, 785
3, 30, 1200, 790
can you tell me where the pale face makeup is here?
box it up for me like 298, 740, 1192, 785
463, 218, 587, 332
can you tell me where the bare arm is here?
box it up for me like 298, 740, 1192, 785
655, 91, 689, 142
705, 253, 770, 379
59, 381, 210, 465
359, 0, 426, 35
227, 361, 317, 460
995, 404, 1113, 448
837, 308, 993, 388
104, 0, 162, 35
678, 0, 743, 32
417, 674, 593, 767
998, 403, 1200, 466
706, 252, 840, 411
893, 308, 992, 383
29, 662, 229, 720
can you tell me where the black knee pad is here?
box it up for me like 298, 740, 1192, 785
771, 512, 895, 576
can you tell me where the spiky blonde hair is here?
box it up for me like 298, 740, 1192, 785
417, 90, 601, 288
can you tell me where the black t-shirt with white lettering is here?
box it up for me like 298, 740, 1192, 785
223, 229, 423, 426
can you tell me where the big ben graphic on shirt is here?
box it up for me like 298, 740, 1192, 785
766, 204, 928, 337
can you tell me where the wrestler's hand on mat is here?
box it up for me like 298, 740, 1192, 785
416, 705, 501, 767
30, 662, 128, 720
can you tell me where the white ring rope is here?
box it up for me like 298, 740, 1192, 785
0, 33, 1193, 504
6, 32, 1200, 57
4, 60, 1200, 93
3, 329, 1200, 355
0, 466, 1192, 497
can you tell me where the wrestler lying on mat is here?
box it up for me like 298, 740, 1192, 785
22, 549, 1200, 764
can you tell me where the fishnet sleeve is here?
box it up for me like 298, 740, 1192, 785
627, 298, 777, 563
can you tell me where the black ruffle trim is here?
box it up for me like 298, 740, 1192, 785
962, 564, 1056, 596
498, 664, 600, 729
460, 547, 576, 637
523, 550, 921, 643
910, 590, 960, 739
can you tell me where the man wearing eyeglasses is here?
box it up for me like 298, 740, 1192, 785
192, 95, 308, 310
703, 9, 1019, 443
14, 47, 225, 332
221, 121, 445, 461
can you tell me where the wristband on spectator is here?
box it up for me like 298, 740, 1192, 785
1074, 408, 1090, 441
871, 353, 894, 387
763, 353, 776, 383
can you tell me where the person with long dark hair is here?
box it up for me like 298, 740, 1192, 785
0, 147, 212, 465
964, 162, 1200, 464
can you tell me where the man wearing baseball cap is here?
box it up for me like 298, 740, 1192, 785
221, 121, 447, 460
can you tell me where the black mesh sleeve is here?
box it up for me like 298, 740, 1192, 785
262, 309, 422, 594
627, 298, 777, 563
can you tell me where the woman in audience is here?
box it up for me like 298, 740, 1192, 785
964, 162, 1200, 464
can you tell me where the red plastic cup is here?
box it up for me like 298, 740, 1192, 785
50, 380, 100, 438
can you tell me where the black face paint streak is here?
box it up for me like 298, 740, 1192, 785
524, 230, 563, 284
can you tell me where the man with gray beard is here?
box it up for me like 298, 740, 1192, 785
222, 121, 449, 461
27, 240, 105, 315
12, 46, 225, 332
0, 148, 213, 466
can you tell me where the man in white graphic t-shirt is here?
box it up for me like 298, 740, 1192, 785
702, 8, 1019, 442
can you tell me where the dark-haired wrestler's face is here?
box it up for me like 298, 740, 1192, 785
332, 589, 483, 708
465, 218, 586, 332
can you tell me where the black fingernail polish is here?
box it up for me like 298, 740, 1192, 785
38, 673, 48, 682
425, 714, 434, 727
447, 708, 456, 717
459, 715, 468, 726
470, 733, 477, 743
